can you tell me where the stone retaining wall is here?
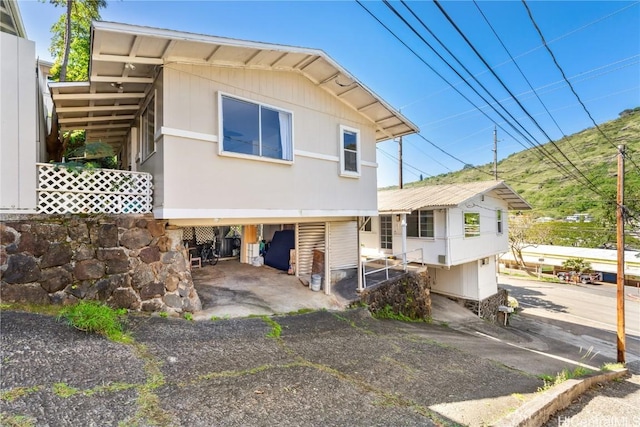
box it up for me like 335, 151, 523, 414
359, 269, 431, 320
462, 288, 508, 323
0, 214, 201, 313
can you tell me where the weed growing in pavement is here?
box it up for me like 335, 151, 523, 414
1, 302, 63, 316
183, 312, 194, 321
0, 386, 42, 402
52, 383, 79, 398
0, 413, 36, 427
158, 311, 168, 319
57, 301, 131, 343
210, 315, 230, 321
261, 316, 282, 338
285, 308, 315, 316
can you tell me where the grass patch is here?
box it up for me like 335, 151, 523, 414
57, 301, 131, 343
0, 302, 62, 316
0, 413, 36, 427
285, 308, 315, 316
0, 386, 42, 402
372, 305, 430, 323
537, 366, 593, 392
158, 311, 168, 318
183, 312, 194, 321
261, 316, 282, 339
210, 315, 230, 322
601, 362, 625, 371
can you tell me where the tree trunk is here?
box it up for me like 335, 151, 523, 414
60, 0, 73, 81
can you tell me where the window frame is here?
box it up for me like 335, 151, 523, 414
218, 92, 294, 164
464, 212, 481, 238
496, 209, 503, 234
406, 210, 434, 239
339, 125, 361, 178
139, 92, 156, 163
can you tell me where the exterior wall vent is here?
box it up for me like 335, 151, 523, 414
438, 255, 447, 264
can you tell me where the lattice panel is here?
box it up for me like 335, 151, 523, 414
36, 163, 153, 214
194, 227, 215, 244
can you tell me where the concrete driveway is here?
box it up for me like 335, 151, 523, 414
191, 260, 347, 320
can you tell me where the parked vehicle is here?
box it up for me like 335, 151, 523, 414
556, 271, 602, 284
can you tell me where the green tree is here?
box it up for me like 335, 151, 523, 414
45, 0, 106, 161
562, 258, 592, 273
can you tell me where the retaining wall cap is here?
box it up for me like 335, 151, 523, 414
494, 368, 628, 427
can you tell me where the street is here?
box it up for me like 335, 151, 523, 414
499, 273, 640, 367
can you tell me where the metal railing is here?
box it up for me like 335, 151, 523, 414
360, 248, 424, 290
36, 163, 153, 214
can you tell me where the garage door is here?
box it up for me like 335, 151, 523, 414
329, 220, 358, 270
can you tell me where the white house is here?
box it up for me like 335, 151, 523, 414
35, 21, 419, 294
361, 181, 531, 302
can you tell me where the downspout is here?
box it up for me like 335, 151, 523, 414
357, 217, 363, 292
324, 221, 330, 296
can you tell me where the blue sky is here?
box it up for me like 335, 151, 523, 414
18, 0, 640, 187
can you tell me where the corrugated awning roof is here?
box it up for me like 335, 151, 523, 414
378, 181, 532, 213
49, 21, 419, 149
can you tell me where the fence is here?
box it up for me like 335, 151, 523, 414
361, 248, 424, 290
37, 163, 153, 214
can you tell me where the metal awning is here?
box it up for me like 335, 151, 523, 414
49, 21, 419, 149
378, 181, 532, 213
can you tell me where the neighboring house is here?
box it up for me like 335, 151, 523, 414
360, 181, 531, 302
0, 0, 44, 213
37, 21, 419, 294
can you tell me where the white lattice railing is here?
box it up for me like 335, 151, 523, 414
37, 163, 153, 214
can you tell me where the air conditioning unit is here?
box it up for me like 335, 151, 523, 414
438, 255, 447, 264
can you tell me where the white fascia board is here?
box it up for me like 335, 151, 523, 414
154, 208, 377, 220
48, 81, 91, 89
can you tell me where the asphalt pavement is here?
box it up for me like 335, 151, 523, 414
1, 302, 634, 427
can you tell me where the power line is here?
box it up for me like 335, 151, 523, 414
431, 0, 605, 198
385, 0, 607, 198
521, 0, 640, 175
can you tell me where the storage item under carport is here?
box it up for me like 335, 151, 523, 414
264, 230, 295, 271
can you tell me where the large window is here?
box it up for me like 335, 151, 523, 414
406, 210, 434, 238
140, 94, 155, 161
464, 212, 480, 238
221, 95, 292, 161
339, 125, 360, 177
496, 209, 503, 234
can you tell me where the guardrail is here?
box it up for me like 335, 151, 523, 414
37, 163, 153, 214
360, 248, 424, 290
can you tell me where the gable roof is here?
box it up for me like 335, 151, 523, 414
49, 21, 419, 149
378, 181, 531, 213
0, 0, 26, 37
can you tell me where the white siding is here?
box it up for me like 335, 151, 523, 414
329, 220, 358, 270
296, 222, 325, 278
156, 64, 378, 220
0, 32, 36, 212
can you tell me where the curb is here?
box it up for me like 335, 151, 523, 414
494, 368, 629, 427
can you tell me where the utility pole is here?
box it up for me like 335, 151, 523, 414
493, 125, 498, 180
398, 136, 403, 189
616, 144, 626, 363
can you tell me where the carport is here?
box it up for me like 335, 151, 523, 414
190, 260, 349, 320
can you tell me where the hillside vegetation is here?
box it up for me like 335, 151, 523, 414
405, 109, 640, 223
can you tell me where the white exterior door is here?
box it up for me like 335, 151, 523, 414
380, 215, 393, 253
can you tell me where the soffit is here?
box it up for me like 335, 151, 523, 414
50, 21, 419, 149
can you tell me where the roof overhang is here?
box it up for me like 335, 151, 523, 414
49, 20, 419, 149
0, 0, 26, 37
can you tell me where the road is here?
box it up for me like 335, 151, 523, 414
499, 274, 640, 368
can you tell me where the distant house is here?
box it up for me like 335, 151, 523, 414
360, 181, 531, 303
4, 20, 418, 294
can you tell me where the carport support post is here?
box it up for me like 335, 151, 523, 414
401, 215, 407, 271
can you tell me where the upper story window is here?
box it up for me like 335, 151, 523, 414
464, 212, 480, 238
140, 94, 155, 161
220, 94, 293, 161
339, 125, 360, 177
407, 210, 434, 238
496, 209, 503, 234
